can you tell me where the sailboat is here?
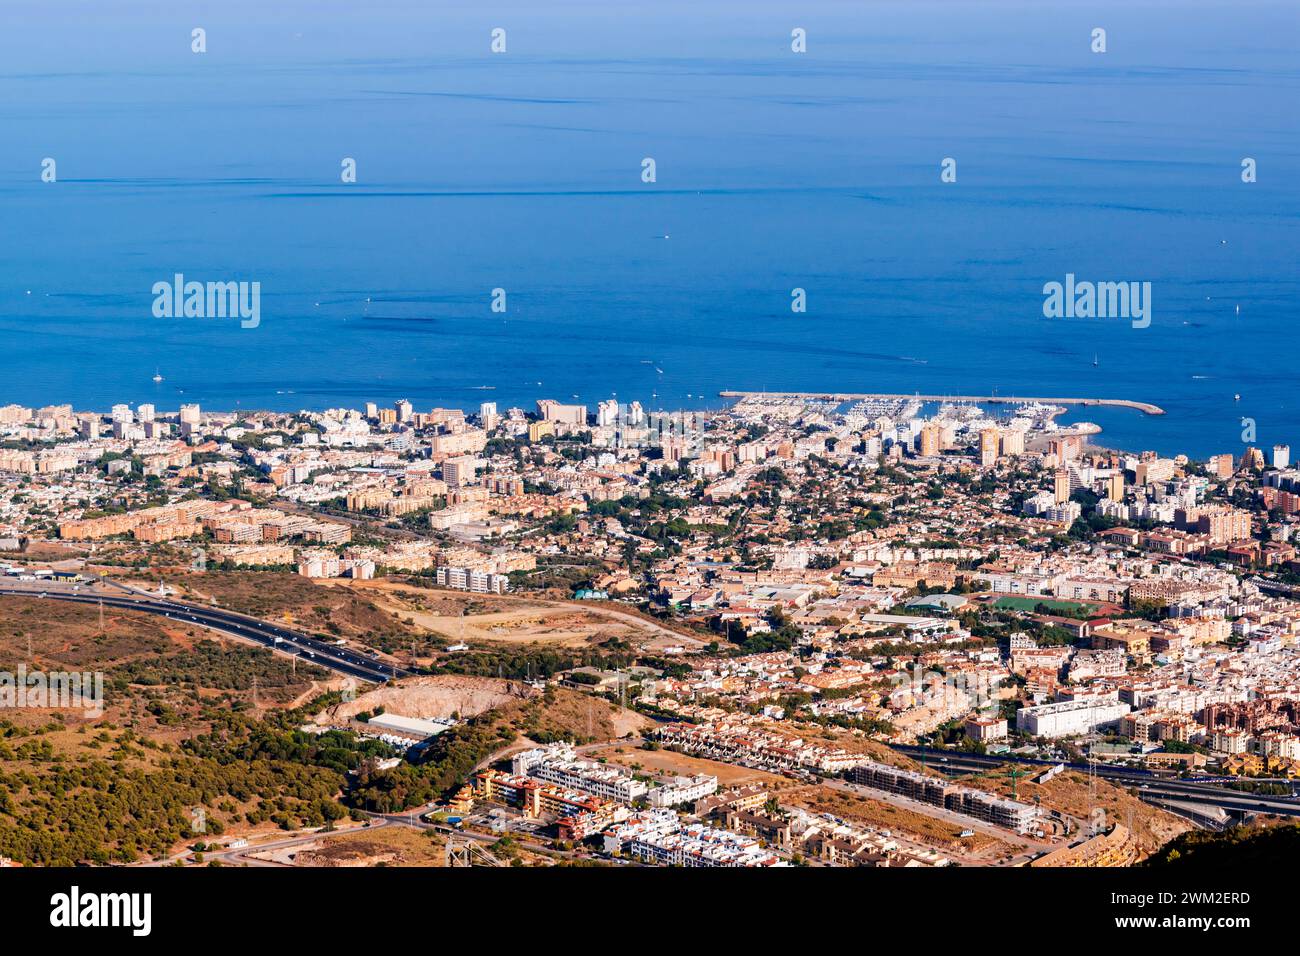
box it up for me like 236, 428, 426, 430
152, 368, 164, 383
1092, 354, 1098, 367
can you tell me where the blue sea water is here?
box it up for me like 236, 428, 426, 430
1, 0, 1297, 458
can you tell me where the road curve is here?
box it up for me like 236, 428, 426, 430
0, 584, 411, 684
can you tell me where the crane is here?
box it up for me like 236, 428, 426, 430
1005, 766, 1029, 801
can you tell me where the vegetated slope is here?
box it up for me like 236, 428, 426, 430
113, 569, 424, 653
1144, 822, 1300, 868
961, 769, 1190, 855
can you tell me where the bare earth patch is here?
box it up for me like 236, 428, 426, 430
598, 745, 789, 788
311, 674, 536, 725
253, 826, 447, 867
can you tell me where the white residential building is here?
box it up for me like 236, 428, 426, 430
1015, 693, 1130, 737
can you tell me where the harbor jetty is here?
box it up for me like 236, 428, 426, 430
718, 391, 1165, 416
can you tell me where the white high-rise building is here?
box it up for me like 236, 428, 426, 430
597, 399, 619, 428
1273, 444, 1291, 470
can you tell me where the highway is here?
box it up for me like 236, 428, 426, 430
0, 582, 413, 684
892, 745, 1300, 819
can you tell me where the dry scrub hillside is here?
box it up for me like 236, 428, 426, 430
311, 675, 653, 747
110, 570, 425, 655
0, 594, 334, 730
964, 768, 1191, 856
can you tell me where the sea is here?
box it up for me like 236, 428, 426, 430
1, 0, 1297, 458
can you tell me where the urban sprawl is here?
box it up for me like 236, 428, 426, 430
2, 391, 1299, 868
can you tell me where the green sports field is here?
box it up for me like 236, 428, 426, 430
991, 596, 1100, 615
